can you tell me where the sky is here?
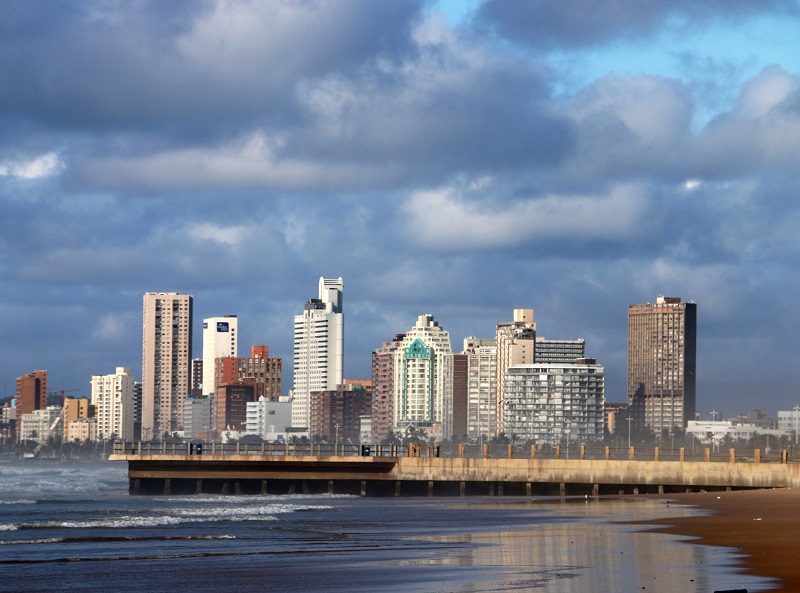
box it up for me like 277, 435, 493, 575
2, 0, 800, 418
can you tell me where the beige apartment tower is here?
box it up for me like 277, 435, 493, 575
627, 296, 697, 435
141, 292, 193, 440
495, 309, 536, 435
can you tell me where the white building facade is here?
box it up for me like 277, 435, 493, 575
202, 315, 238, 396
503, 361, 605, 445
393, 314, 454, 440
247, 396, 294, 441
91, 367, 136, 441
292, 277, 344, 430
19, 406, 62, 444
462, 337, 497, 440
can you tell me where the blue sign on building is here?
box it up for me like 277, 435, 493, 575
217, 322, 229, 332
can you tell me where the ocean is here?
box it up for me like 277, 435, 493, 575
0, 461, 775, 592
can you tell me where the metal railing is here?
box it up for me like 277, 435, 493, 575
112, 441, 793, 463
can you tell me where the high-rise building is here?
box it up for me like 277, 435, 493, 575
309, 382, 372, 443
495, 310, 536, 435
215, 345, 282, 402
535, 338, 586, 364
202, 315, 238, 395
627, 296, 697, 434
392, 314, 454, 440
141, 292, 193, 440
91, 367, 136, 441
462, 337, 497, 440
15, 370, 47, 417
292, 277, 344, 430
371, 334, 405, 443
504, 359, 605, 445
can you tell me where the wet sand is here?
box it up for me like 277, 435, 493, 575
645, 488, 800, 591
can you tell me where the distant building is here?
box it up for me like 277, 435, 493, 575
191, 358, 203, 395
216, 346, 282, 402
202, 315, 238, 396
309, 382, 372, 443
293, 277, 344, 430
64, 417, 97, 443
503, 360, 605, 445
452, 353, 468, 439
628, 296, 697, 434
392, 314, 454, 440
183, 395, 212, 440
535, 338, 586, 364
141, 292, 193, 440
371, 334, 405, 442
495, 310, 536, 435
246, 396, 293, 441
214, 382, 256, 432
62, 398, 93, 442
687, 420, 785, 449
462, 337, 497, 440
15, 370, 47, 417
91, 367, 135, 441
18, 406, 62, 444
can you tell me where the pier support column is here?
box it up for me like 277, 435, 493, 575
704, 448, 710, 462
221, 481, 229, 495
559, 482, 566, 497
633, 487, 639, 495
195, 479, 203, 494
580, 446, 586, 460
261, 480, 268, 495
163, 478, 171, 495
427, 481, 434, 497
328, 480, 334, 494
555, 445, 561, 459
605, 446, 610, 460
131, 478, 141, 495
530, 445, 536, 459
302, 480, 309, 494
654, 447, 660, 462
593, 483, 599, 497
498, 483, 504, 496
460, 482, 466, 496
658, 485, 664, 494
489, 483, 495, 496
361, 481, 367, 497
526, 483, 532, 496
235, 480, 242, 495
680, 448, 685, 462
395, 481, 402, 496
288, 481, 296, 494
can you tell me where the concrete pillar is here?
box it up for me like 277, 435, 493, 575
236, 443, 241, 455
288, 481, 296, 494
460, 481, 466, 496
619, 488, 624, 495
262, 480, 268, 495
654, 447, 660, 462
361, 481, 367, 497
507, 444, 513, 459
302, 480, 309, 494
679, 448, 685, 462
633, 487, 639, 495
755, 449, 762, 463
559, 482, 566, 497
782, 449, 789, 463
726, 486, 732, 491
221, 481, 229, 495
704, 448, 710, 462
395, 481, 402, 496
658, 485, 664, 494
530, 445, 536, 459
163, 478, 171, 495
459, 444, 465, 458
592, 483, 599, 497
526, 482, 532, 496
604, 446, 610, 461
729, 448, 736, 463
489, 483, 495, 496
427, 481, 434, 497
498, 483, 504, 496
555, 445, 561, 459
131, 478, 141, 495
580, 445, 586, 460
195, 479, 203, 494
212, 442, 217, 455
483, 444, 489, 459
328, 480, 334, 494
629, 447, 635, 461
235, 480, 242, 495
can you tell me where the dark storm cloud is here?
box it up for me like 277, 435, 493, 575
477, 0, 798, 49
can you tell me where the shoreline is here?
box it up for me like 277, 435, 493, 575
641, 488, 800, 591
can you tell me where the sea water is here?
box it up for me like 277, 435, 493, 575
0, 461, 776, 592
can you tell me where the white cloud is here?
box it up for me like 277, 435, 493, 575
188, 222, 251, 248
0, 152, 62, 179
403, 182, 653, 249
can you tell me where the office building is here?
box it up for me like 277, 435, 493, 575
504, 360, 605, 445
216, 345, 282, 402
495, 310, 536, 434
91, 367, 136, 441
15, 370, 47, 417
246, 396, 293, 441
183, 395, 212, 440
18, 406, 62, 444
392, 314, 454, 440
371, 334, 405, 443
309, 382, 372, 443
214, 382, 256, 433
202, 315, 238, 395
292, 277, 344, 430
141, 292, 193, 440
462, 337, 497, 440
628, 296, 697, 434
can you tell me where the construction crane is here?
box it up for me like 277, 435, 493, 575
48, 389, 80, 406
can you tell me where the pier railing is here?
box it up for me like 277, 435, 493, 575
112, 441, 792, 464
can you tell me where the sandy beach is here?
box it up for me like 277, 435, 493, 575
643, 488, 800, 591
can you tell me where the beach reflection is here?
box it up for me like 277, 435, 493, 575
415, 498, 776, 593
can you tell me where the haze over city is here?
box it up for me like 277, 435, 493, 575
2, 1, 800, 417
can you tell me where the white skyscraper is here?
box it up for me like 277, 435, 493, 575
393, 314, 454, 440
91, 367, 136, 441
202, 315, 238, 395
292, 277, 344, 429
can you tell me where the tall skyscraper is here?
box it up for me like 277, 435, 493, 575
462, 337, 497, 440
392, 314, 454, 439
15, 370, 47, 417
292, 277, 344, 429
371, 334, 405, 443
141, 292, 193, 440
202, 315, 238, 395
628, 296, 697, 435
495, 309, 536, 435
91, 367, 136, 441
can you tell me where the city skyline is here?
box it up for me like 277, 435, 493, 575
2, 2, 800, 417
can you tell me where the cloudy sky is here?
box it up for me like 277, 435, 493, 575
2, 0, 800, 418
